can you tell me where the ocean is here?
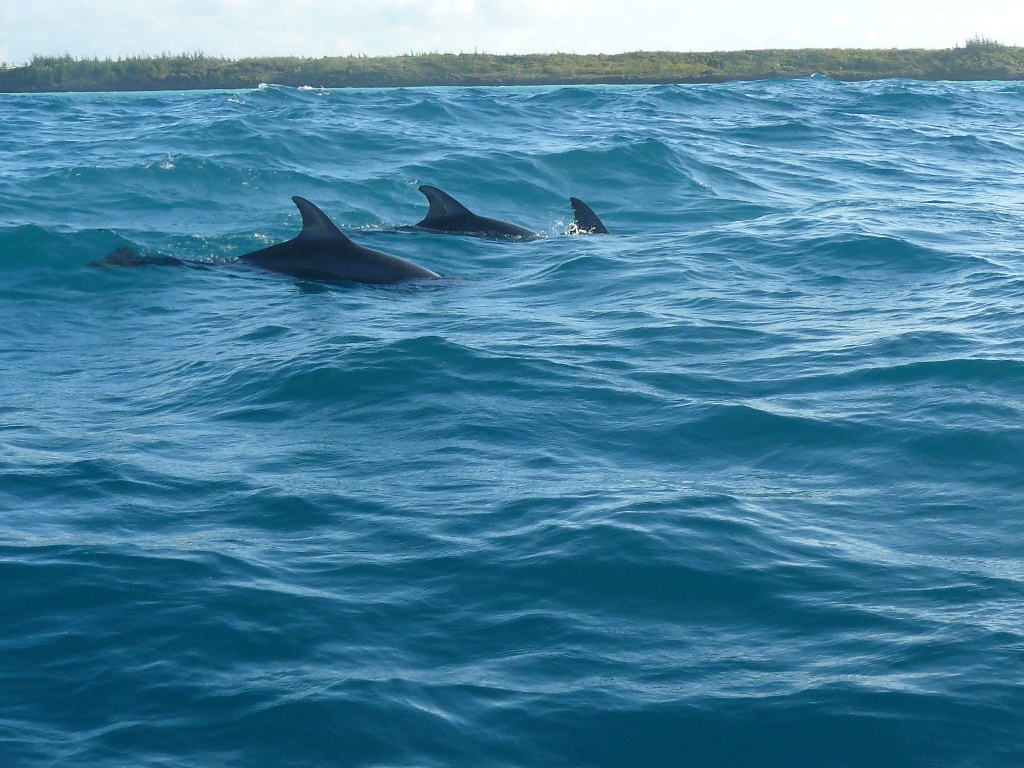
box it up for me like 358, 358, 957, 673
1, 78, 1022, 767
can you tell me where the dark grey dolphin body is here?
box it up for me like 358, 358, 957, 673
241, 196, 440, 283
410, 185, 538, 239
92, 197, 441, 285
91, 246, 189, 268
568, 197, 610, 235
408, 185, 608, 239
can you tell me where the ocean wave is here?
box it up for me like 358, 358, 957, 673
2, 79, 1024, 768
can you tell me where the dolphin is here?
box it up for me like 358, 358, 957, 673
411, 185, 539, 240
240, 196, 440, 283
90, 246, 189, 269
408, 185, 608, 239
568, 197, 610, 235
92, 197, 441, 285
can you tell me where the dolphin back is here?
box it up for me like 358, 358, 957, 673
243, 197, 440, 284
569, 198, 610, 235
89, 246, 188, 269
291, 196, 355, 242
414, 185, 539, 239
416, 185, 475, 227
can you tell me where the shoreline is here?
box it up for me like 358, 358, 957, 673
2, 45, 1023, 94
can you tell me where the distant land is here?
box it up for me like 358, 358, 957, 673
2, 39, 1022, 93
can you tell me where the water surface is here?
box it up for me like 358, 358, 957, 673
1, 79, 1023, 767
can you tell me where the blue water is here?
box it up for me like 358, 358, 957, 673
2, 78, 1023, 767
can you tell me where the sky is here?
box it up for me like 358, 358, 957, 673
0, 0, 1020, 65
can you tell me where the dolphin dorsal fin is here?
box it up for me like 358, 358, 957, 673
418, 185, 474, 224
569, 197, 610, 235
292, 196, 352, 242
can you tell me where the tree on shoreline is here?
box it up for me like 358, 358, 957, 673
2, 45, 1023, 93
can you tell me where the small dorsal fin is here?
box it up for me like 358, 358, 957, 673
569, 197, 610, 235
292, 196, 352, 242
418, 185, 474, 224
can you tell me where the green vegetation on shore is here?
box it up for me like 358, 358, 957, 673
2, 39, 1022, 93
